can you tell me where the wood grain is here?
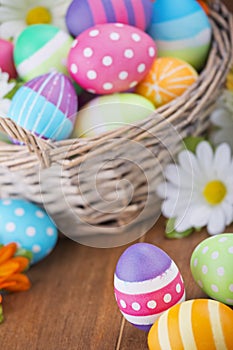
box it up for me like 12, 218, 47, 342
1, 217, 232, 350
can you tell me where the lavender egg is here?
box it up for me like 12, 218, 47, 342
114, 243, 185, 331
8, 71, 78, 141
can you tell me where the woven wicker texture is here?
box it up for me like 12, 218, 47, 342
0, 0, 232, 241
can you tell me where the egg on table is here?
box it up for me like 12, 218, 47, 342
66, 0, 153, 37
191, 233, 233, 306
0, 39, 17, 79
68, 23, 156, 94
72, 93, 155, 138
0, 199, 58, 264
114, 243, 185, 331
8, 71, 78, 141
14, 24, 73, 81
147, 0, 212, 70
148, 299, 233, 350
136, 57, 198, 107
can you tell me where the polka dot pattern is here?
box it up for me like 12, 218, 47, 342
191, 234, 233, 306
115, 270, 185, 318
0, 199, 58, 264
68, 23, 156, 94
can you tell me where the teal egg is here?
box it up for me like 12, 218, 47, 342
148, 0, 212, 70
0, 199, 58, 264
14, 24, 73, 81
191, 234, 233, 305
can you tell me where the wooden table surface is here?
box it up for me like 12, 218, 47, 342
1, 217, 233, 350
1, 0, 233, 349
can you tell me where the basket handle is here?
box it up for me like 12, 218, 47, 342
0, 115, 53, 168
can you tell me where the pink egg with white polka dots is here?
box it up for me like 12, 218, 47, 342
68, 23, 156, 94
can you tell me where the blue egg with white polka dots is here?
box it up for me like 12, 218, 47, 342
0, 199, 58, 264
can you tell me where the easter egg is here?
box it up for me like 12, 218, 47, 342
114, 243, 185, 331
8, 71, 78, 141
148, 299, 233, 350
136, 57, 198, 107
0, 39, 17, 79
14, 24, 73, 81
191, 234, 233, 306
68, 23, 156, 94
147, 0, 212, 70
66, 0, 153, 37
0, 199, 58, 264
72, 93, 155, 138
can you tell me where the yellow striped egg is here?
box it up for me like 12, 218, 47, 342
136, 57, 198, 107
148, 299, 233, 350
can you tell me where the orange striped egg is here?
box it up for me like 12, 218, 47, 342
148, 299, 233, 350
136, 57, 198, 107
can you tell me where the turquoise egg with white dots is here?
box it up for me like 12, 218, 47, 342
0, 199, 58, 264
191, 234, 233, 305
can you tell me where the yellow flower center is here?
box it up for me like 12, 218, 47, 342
203, 180, 227, 205
26, 6, 52, 25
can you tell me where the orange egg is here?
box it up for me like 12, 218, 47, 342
136, 57, 198, 107
148, 299, 233, 350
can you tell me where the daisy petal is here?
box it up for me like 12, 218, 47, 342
207, 207, 226, 235
214, 143, 231, 175
211, 108, 233, 128
190, 205, 211, 227
211, 129, 233, 150
165, 164, 194, 188
221, 202, 233, 225
175, 209, 194, 232
0, 20, 25, 41
196, 141, 214, 178
178, 150, 200, 175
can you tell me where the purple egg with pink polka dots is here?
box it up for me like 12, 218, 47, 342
114, 243, 185, 331
68, 23, 156, 94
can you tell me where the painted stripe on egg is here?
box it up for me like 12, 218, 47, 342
16, 31, 70, 78
179, 301, 197, 349
122, 0, 136, 27
114, 261, 179, 294
110, 0, 128, 24
101, 0, 117, 22
208, 301, 227, 350
131, 0, 145, 32
87, 0, 107, 25
167, 303, 184, 349
158, 311, 171, 350
122, 311, 165, 326
191, 299, 216, 349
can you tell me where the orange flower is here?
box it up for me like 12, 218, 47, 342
0, 243, 31, 292
0, 294, 3, 324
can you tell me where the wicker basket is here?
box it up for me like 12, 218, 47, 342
0, 0, 232, 245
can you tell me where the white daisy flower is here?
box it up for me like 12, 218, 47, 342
157, 141, 233, 235
0, 0, 71, 41
210, 89, 233, 151
0, 69, 15, 115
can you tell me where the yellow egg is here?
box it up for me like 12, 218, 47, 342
136, 57, 198, 107
148, 299, 233, 350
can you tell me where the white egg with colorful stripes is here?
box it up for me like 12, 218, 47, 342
114, 243, 185, 331
148, 299, 233, 350
8, 71, 78, 141
14, 24, 73, 81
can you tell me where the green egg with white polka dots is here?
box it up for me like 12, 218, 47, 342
191, 234, 233, 305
